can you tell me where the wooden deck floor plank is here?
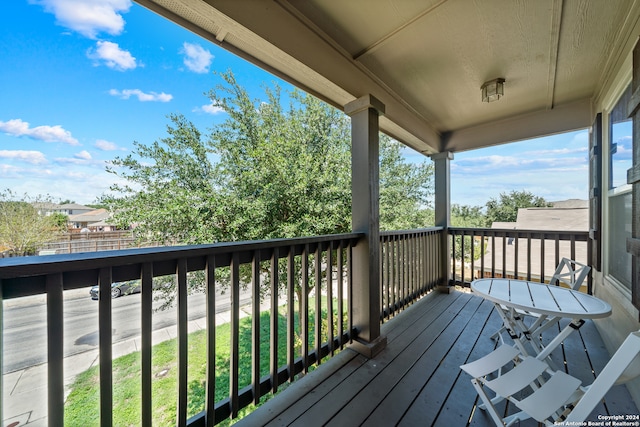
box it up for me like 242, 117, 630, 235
428, 301, 507, 427
291, 293, 473, 426
353, 294, 485, 426
381, 291, 463, 344
231, 290, 639, 427
235, 349, 364, 427
262, 351, 367, 427
385, 298, 494, 427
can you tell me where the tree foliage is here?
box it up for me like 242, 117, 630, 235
102, 70, 434, 306
104, 70, 433, 244
0, 190, 65, 256
451, 204, 485, 228
379, 136, 433, 230
484, 190, 551, 226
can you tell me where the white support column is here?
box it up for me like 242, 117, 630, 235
431, 151, 454, 290
345, 94, 387, 357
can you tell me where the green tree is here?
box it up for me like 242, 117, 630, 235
379, 136, 433, 230
49, 212, 69, 229
451, 204, 486, 263
451, 204, 485, 228
484, 190, 551, 226
103, 70, 434, 305
0, 190, 65, 256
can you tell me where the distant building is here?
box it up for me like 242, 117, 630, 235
33, 202, 94, 216
68, 209, 115, 231
474, 199, 588, 284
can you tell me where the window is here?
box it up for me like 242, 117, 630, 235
609, 85, 633, 189
607, 84, 632, 289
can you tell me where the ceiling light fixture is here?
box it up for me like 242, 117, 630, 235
481, 78, 505, 102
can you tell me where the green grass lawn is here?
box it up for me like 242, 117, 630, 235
64, 298, 343, 426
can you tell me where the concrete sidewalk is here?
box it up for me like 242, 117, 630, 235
3, 303, 260, 427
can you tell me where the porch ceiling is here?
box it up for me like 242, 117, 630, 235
137, 0, 640, 155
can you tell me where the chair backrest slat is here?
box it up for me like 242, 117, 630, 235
550, 258, 591, 290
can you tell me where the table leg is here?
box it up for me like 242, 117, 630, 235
535, 318, 584, 362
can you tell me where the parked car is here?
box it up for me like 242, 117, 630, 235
90, 280, 141, 299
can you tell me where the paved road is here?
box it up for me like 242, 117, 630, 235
3, 286, 253, 373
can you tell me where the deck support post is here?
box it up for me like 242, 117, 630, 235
345, 94, 387, 357
431, 151, 454, 291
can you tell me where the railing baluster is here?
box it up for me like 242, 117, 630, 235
390, 236, 396, 316
98, 267, 113, 427
230, 252, 240, 418
491, 235, 496, 277
526, 232, 532, 281
401, 236, 406, 308
480, 230, 486, 279
514, 232, 520, 279
347, 243, 353, 343
378, 236, 385, 323
46, 273, 64, 426
540, 234, 546, 282
301, 244, 309, 372
205, 255, 216, 427
501, 235, 507, 278
314, 245, 322, 365
251, 250, 261, 403
410, 234, 416, 299
337, 242, 344, 348
287, 247, 295, 381
327, 245, 334, 355
469, 232, 475, 283
176, 258, 188, 427
451, 232, 456, 284
141, 262, 153, 427
270, 247, 279, 391
460, 230, 466, 284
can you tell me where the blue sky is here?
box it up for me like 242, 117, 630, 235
1, 0, 593, 208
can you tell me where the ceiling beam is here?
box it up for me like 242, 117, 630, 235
352, 0, 449, 60
442, 98, 592, 152
546, 0, 563, 109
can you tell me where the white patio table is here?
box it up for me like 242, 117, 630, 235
471, 278, 612, 362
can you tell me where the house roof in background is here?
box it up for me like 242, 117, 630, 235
68, 209, 110, 223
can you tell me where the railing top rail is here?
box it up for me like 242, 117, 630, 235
380, 226, 444, 237
0, 233, 363, 299
448, 227, 589, 239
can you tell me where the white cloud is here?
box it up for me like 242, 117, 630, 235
0, 150, 48, 164
31, 0, 131, 39
181, 42, 213, 73
95, 139, 120, 151
75, 150, 92, 160
87, 41, 137, 71
109, 88, 173, 102
195, 104, 225, 115
0, 119, 79, 145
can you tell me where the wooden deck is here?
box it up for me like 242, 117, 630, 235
235, 289, 639, 427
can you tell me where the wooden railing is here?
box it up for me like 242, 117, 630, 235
0, 226, 592, 425
0, 233, 360, 426
448, 227, 592, 293
380, 228, 445, 321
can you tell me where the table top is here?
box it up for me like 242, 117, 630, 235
471, 278, 612, 319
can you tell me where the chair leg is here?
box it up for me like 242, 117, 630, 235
490, 325, 506, 344
471, 378, 507, 427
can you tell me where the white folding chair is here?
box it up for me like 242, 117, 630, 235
461, 330, 640, 426
549, 257, 591, 290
